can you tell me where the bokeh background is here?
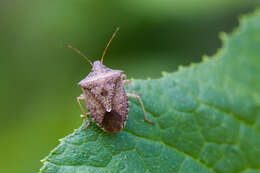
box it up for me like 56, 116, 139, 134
0, 1, 259, 172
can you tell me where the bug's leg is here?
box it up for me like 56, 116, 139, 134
77, 94, 89, 118
83, 120, 91, 130
127, 93, 155, 125
122, 74, 133, 93
123, 74, 154, 124
81, 114, 91, 131
80, 113, 90, 118
77, 94, 91, 131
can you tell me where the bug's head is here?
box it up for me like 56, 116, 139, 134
91, 60, 107, 72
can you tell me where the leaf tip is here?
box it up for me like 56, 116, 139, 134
130, 77, 135, 81
219, 32, 227, 41
202, 55, 210, 62
177, 65, 184, 70
190, 62, 197, 67
161, 71, 169, 76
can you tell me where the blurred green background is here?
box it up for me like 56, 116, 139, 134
0, 0, 259, 172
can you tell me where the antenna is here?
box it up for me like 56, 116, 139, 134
63, 41, 93, 66
101, 27, 120, 64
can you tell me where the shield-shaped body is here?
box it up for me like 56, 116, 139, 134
78, 61, 129, 133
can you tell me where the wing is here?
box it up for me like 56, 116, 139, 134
100, 78, 129, 133
82, 88, 106, 126
111, 78, 129, 127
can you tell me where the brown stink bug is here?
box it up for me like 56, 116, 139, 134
65, 27, 154, 134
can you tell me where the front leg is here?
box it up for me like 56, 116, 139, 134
77, 94, 89, 117
77, 94, 91, 130
82, 119, 91, 130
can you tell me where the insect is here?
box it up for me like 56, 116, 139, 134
64, 27, 154, 134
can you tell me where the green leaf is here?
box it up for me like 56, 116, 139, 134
40, 10, 260, 173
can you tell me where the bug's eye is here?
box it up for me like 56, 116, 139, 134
101, 89, 108, 96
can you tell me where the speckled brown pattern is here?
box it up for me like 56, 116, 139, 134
79, 61, 129, 134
